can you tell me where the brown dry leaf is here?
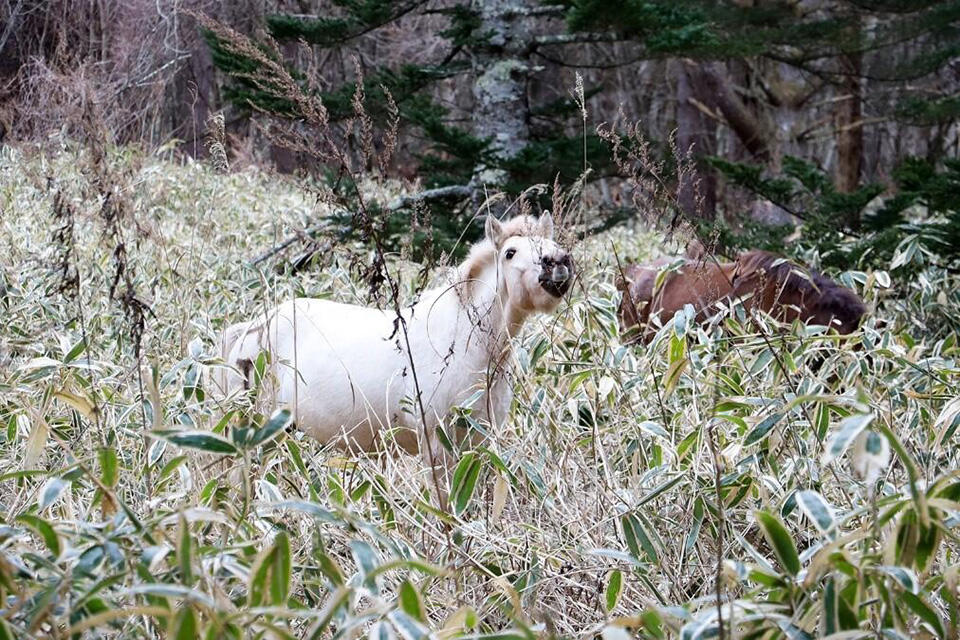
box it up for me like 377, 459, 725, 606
491, 474, 509, 524
54, 389, 97, 420
24, 414, 49, 468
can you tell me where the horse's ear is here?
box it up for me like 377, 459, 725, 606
485, 215, 505, 248
539, 210, 555, 239
685, 238, 706, 260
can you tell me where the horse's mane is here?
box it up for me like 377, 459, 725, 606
734, 250, 866, 327
458, 215, 547, 297
734, 250, 827, 297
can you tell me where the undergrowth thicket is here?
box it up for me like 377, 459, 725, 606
2, 143, 960, 639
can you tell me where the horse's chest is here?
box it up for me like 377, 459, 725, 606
402, 344, 506, 419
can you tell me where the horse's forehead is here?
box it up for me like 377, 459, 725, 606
509, 235, 561, 253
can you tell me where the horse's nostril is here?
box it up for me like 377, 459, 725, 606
543, 254, 572, 268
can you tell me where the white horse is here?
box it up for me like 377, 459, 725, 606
214, 212, 574, 467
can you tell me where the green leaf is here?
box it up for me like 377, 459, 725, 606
662, 356, 688, 397
178, 514, 193, 586
677, 427, 700, 461
39, 477, 68, 511
679, 618, 716, 640
774, 619, 814, 640
621, 513, 658, 563
823, 577, 838, 635
270, 532, 291, 606
369, 622, 395, 640
814, 402, 830, 441
350, 540, 380, 591
317, 550, 346, 587
155, 430, 238, 455
16, 514, 61, 557
934, 396, 960, 450
99, 448, 119, 487
876, 422, 929, 527
877, 565, 918, 593
754, 510, 800, 576
148, 438, 167, 467
158, 456, 187, 483
684, 497, 705, 554
248, 532, 291, 607
636, 421, 669, 439
26, 584, 58, 632
169, 605, 198, 640
450, 452, 483, 515
250, 408, 292, 447
636, 474, 683, 508
63, 338, 87, 364
261, 500, 337, 523
823, 413, 874, 463
286, 439, 307, 476
76, 545, 105, 575
796, 490, 836, 540
605, 570, 623, 612
901, 591, 945, 638
915, 520, 940, 573
307, 586, 351, 638
388, 610, 430, 640
398, 580, 425, 621
248, 547, 271, 607
744, 412, 785, 446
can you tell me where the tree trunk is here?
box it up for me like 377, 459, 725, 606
687, 61, 771, 163
470, 0, 534, 214
835, 50, 863, 228
675, 59, 717, 222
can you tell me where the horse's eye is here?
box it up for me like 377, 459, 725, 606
504, 248, 516, 260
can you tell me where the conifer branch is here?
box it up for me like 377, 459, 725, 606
386, 185, 472, 210
250, 185, 473, 265
531, 32, 623, 48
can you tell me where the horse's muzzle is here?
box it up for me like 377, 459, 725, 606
539, 254, 574, 298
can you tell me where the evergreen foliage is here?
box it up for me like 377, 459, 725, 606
711, 155, 960, 275
568, 0, 960, 275
203, 1, 959, 262
204, 2, 616, 257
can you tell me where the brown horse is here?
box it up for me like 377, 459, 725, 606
616, 258, 736, 343
617, 250, 866, 343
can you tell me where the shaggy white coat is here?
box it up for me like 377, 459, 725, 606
214, 213, 572, 460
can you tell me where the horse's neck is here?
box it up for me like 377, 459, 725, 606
467, 259, 531, 338
418, 257, 529, 363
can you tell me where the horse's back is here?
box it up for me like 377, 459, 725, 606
216, 297, 408, 449
618, 258, 737, 342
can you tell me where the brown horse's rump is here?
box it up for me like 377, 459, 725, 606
617, 250, 866, 343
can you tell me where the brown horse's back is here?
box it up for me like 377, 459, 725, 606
617, 258, 736, 343
618, 249, 867, 343
731, 250, 866, 334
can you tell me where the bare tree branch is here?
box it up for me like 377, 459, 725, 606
0, 0, 25, 55
685, 61, 772, 161
250, 184, 473, 265
498, 5, 566, 18
386, 184, 472, 210
531, 32, 624, 48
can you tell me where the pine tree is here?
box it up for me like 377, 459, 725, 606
204, 1, 621, 256
203, 1, 960, 262
571, 0, 960, 266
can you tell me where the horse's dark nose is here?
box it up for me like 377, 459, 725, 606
539, 254, 574, 297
